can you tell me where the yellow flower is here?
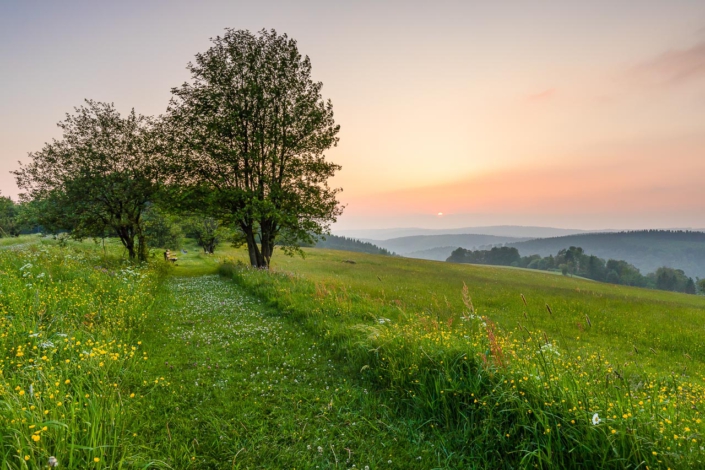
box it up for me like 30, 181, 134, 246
19, 390, 25, 396
31, 434, 40, 442
64, 379, 70, 384
24, 455, 30, 461
94, 457, 100, 462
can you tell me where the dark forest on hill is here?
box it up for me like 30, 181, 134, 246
313, 234, 394, 256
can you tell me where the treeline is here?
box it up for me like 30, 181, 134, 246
312, 234, 394, 256
509, 230, 705, 280
447, 245, 703, 295
0, 197, 235, 255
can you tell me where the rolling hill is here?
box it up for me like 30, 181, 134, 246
369, 233, 530, 255
509, 230, 705, 279
336, 225, 594, 240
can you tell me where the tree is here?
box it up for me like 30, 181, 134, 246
143, 205, 183, 250
13, 101, 161, 261
183, 216, 232, 254
0, 194, 20, 237
166, 29, 342, 268
654, 267, 691, 292
697, 278, 705, 294
685, 277, 696, 295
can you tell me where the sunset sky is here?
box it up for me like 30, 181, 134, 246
2, 1, 705, 230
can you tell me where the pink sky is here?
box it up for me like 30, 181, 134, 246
2, 1, 705, 230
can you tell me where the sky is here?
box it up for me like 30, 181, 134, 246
2, 0, 705, 231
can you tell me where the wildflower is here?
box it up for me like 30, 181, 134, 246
592, 413, 601, 425
31, 434, 40, 442
24, 456, 30, 461
48, 456, 58, 467
94, 457, 100, 462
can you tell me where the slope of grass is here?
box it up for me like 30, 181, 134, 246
179, 244, 705, 379
208, 246, 705, 468
7, 238, 705, 468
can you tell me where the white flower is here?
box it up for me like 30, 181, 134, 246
317, 446, 323, 453
592, 413, 601, 425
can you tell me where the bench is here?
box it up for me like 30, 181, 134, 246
164, 250, 178, 263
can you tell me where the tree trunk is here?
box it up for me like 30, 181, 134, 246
124, 238, 136, 259
243, 227, 267, 268
115, 226, 137, 260
137, 234, 148, 262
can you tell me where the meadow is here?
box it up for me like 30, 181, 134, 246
3, 236, 705, 468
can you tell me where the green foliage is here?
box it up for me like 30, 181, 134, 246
653, 266, 693, 293
165, 29, 342, 268
13, 101, 162, 261
698, 278, 705, 295
447, 246, 521, 265
181, 216, 231, 254
0, 194, 20, 237
142, 205, 182, 250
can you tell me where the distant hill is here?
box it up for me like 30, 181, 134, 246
404, 246, 459, 261
509, 230, 705, 279
314, 234, 393, 256
336, 225, 596, 240
371, 234, 530, 255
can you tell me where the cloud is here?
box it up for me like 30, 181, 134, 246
631, 40, 705, 87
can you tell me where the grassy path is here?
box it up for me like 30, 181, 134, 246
137, 275, 440, 469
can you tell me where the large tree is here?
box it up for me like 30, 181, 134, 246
166, 29, 342, 268
14, 101, 160, 261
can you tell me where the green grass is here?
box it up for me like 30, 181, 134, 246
133, 275, 442, 468
0, 241, 167, 468
0, 234, 42, 248
210, 246, 705, 468
5, 238, 705, 468
177, 244, 705, 379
